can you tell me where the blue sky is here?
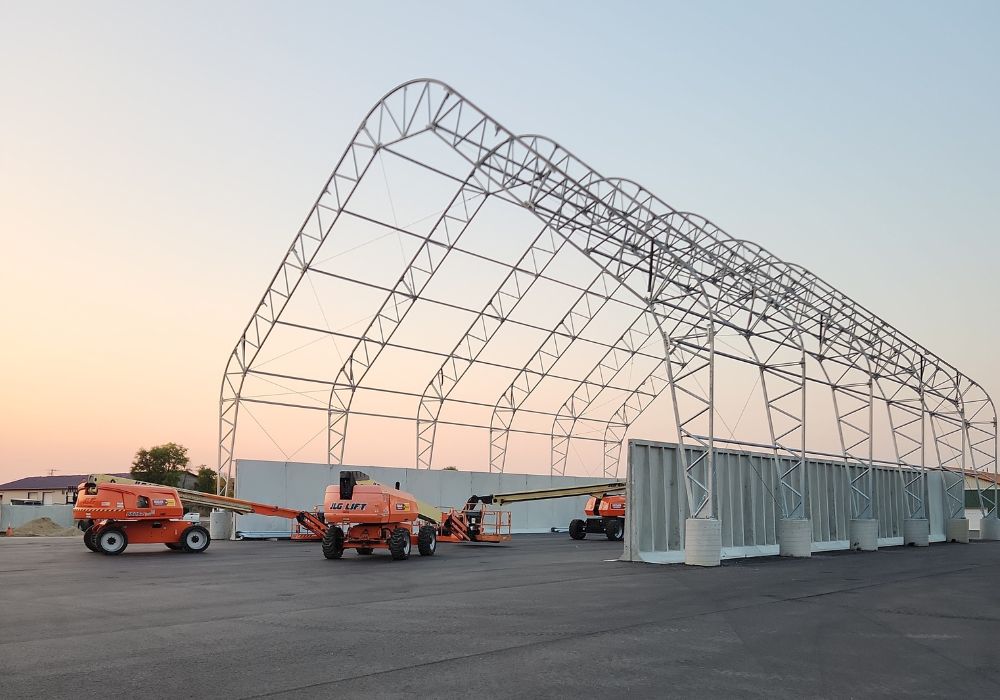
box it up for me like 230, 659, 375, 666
1, 1, 998, 478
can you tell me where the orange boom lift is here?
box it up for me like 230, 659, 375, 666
75, 471, 511, 558
73, 475, 329, 556
569, 494, 626, 541
467, 480, 626, 542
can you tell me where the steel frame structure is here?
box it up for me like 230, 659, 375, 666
218, 79, 998, 524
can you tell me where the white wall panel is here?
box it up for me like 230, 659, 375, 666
626, 439, 953, 564
234, 460, 615, 537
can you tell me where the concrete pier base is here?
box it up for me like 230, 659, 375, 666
684, 518, 722, 567
980, 515, 1000, 541
209, 510, 233, 541
946, 518, 969, 543
903, 518, 929, 547
849, 518, 879, 551
778, 518, 812, 557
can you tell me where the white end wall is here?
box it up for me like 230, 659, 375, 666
234, 460, 617, 537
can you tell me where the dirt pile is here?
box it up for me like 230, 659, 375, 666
9, 518, 81, 537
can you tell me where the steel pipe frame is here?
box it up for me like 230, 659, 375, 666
219, 80, 997, 524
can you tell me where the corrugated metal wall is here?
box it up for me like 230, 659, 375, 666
625, 439, 948, 564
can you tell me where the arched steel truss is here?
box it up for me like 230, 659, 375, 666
219, 79, 998, 523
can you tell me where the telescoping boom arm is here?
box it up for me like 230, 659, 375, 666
468, 481, 625, 507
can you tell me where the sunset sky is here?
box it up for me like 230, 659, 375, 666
2, 1, 998, 482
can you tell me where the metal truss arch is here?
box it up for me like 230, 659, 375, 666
219, 78, 996, 525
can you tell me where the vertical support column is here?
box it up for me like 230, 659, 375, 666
981, 415, 1000, 540
903, 392, 930, 546
877, 375, 929, 546
760, 346, 811, 557
852, 375, 878, 550
823, 353, 878, 551
927, 386, 969, 543
663, 323, 721, 566
946, 417, 971, 543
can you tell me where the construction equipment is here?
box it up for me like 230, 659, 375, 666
74, 474, 329, 556
319, 471, 436, 559
569, 494, 626, 541
467, 480, 626, 542
73, 479, 212, 555
78, 471, 510, 559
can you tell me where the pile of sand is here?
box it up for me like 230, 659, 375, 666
9, 517, 81, 537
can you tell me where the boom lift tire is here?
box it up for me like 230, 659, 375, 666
181, 525, 211, 553
322, 526, 345, 559
389, 527, 411, 560
83, 527, 99, 552
569, 519, 587, 540
604, 518, 624, 541
97, 527, 128, 555
417, 524, 437, 556
356, 547, 374, 555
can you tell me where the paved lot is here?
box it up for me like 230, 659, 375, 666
1, 534, 998, 698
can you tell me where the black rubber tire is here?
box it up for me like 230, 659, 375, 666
180, 525, 211, 553
322, 527, 344, 559
83, 527, 99, 552
569, 519, 587, 540
165, 543, 183, 551
604, 517, 624, 541
96, 527, 128, 555
388, 527, 411, 560
355, 547, 374, 555
417, 524, 437, 556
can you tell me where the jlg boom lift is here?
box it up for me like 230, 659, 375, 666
74, 474, 329, 556
75, 471, 511, 558
570, 494, 626, 541
467, 481, 626, 542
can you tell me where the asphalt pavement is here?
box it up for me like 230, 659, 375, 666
1, 534, 998, 698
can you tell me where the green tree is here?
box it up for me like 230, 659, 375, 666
131, 442, 189, 486
193, 465, 218, 493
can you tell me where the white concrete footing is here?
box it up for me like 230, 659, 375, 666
778, 518, 812, 557
980, 515, 1000, 541
209, 509, 233, 540
684, 518, 722, 567
946, 518, 969, 543
903, 518, 929, 547
849, 518, 878, 551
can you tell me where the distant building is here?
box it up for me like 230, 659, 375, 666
0, 473, 130, 505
